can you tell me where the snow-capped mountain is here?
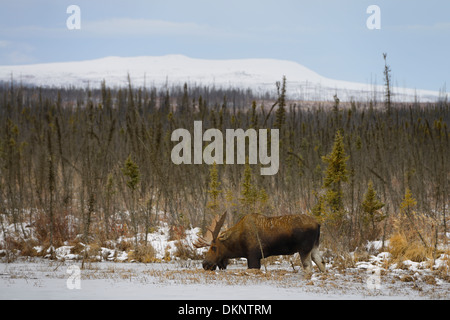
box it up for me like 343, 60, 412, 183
0, 55, 442, 102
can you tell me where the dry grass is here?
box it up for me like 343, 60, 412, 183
153, 267, 307, 287
388, 232, 434, 263
127, 244, 158, 263
173, 240, 202, 260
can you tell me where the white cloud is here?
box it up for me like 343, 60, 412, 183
0, 40, 11, 48
5, 50, 36, 64
0, 18, 236, 39
393, 22, 450, 32
0, 40, 36, 65
82, 18, 225, 37
0, 25, 66, 38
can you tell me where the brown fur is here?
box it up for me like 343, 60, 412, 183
202, 213, 326, 273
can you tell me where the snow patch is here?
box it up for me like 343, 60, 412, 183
0, 55, 442, 102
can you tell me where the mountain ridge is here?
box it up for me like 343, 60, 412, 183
0, 54, 442, 102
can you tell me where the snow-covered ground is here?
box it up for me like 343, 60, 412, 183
0, 55, 443, 102
1, 221, 449, 300
1, 256, 449, 300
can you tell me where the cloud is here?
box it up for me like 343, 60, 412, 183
0, 40, 36, 65
393, 22, 450, 32
4, 51, 36, 64
0, 25, 66, 38
0, 40, 11, 48
82, 18, 228, 38
0, 18, 237, 39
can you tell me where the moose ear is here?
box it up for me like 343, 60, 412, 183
218, 229, 231, 241
212, 211, 227, 240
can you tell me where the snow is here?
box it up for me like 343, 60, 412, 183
434, 254, 450, 269
1, 232, 449, 299
0, 220, 204, 263
0, 55, 442, 102
366, 240, 389, 252
55, 246, 78, 261
1, 257, 448, 300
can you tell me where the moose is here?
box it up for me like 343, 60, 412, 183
194, 212, 326, 273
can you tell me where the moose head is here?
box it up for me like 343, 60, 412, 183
194, 212, 229, 270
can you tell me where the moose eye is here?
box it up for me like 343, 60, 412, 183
211, 246, 217, 252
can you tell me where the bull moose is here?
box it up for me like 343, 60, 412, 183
194, 212, 326, 273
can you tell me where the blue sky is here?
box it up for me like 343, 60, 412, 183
0, 0, 449, 91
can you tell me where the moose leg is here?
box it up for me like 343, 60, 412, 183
247, 252, 262, 269
299, 251, 312, 274
311, 247, 326, 272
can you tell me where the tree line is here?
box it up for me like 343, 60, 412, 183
0, 78, 448, 256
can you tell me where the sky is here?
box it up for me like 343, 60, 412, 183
0, 0, 449, 91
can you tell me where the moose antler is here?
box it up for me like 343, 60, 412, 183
193, 211, 227, 248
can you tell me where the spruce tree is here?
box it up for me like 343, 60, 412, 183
250, 100, 258, 129
180, 83, 189, 114
207, 162, 222, 216
122, 155, 140, 246
321, 130, 349, 224
239, 160, 268, 216
383, 53, 392, 116
400, 188, 428, 248
240, 161, 258, 215
275, 76, 286, 129
122, 155, 140, 191
311, 193, 327, 224
361, 180, 385, 232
